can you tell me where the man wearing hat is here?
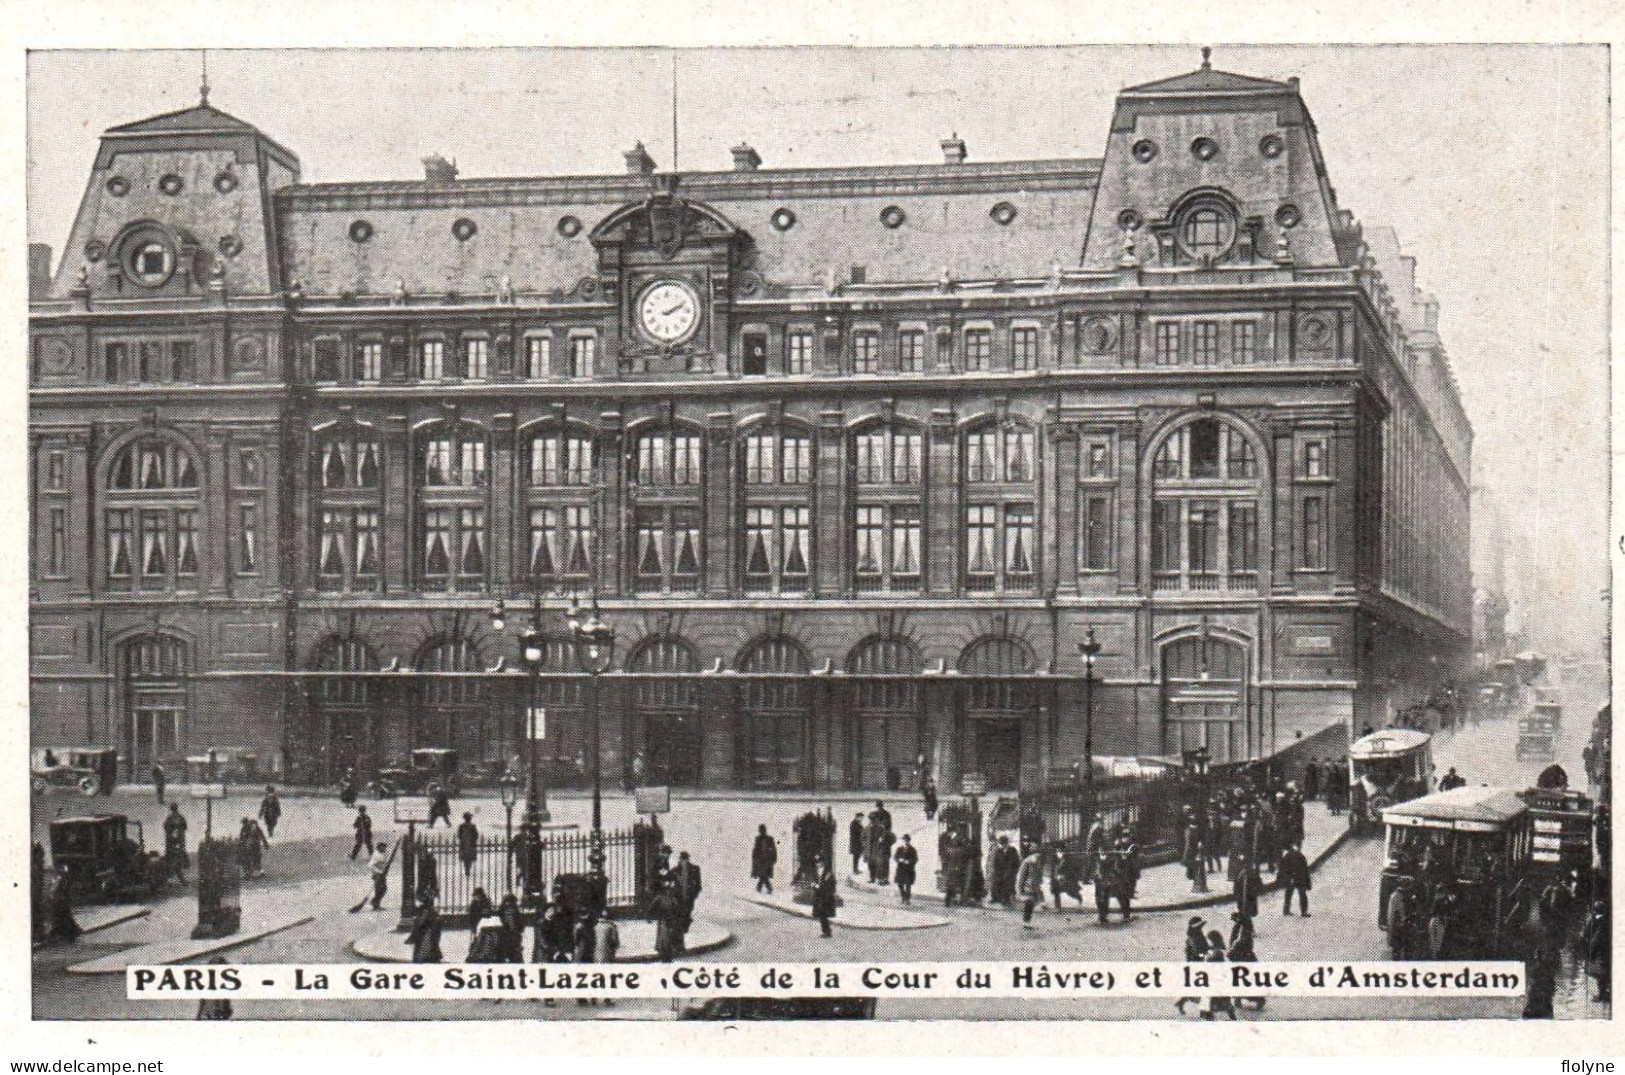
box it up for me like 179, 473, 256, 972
1175, 916, 1209, 1016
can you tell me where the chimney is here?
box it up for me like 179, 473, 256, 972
731, 142, 762, 172
28, 243, 52, 301
422, 154, 459, 184
941, 133, 967, 165
624, 141, 657, 176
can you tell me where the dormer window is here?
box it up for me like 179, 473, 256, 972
1170, 193, 1240, 265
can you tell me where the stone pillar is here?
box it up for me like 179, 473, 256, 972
926, 407, 958, 595
203, 424, 230, 596
1270, 419, 1294, 595
382, 415, 410, 593
705, 411, 734, 595
1116, 421, 1141, 595
815, 409, 845, 595
1051, 423, 1079, 594
491, 413, 515, 589
598, 412, 624, 597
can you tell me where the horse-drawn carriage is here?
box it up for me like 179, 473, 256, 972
1378, 787, 1533, 959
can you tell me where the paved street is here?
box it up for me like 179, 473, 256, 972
33, 681, 1608, 1022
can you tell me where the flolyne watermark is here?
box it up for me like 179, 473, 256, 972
129, 962, 1525, 1000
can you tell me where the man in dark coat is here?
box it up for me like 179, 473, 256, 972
428, 785, 453, 829
849, 813, 867, 875
1083, 815, 1106, 885
406, 894, 443, 963
941, 829, 968, 907
893, 834, 919, 904
415, 843, 440, 907
751, 824, 778, 894
456, 812, 480, 877
338, 768, 358, 807
988, 834, 1017, 905
871, 824, 896, 885
921, 775, 939, 821
152, 763, 166, 805
1279, 842, 1311, 916
350, 805, 373, 859
1303, 760, 1321, 801
1233, 853, 1260, 918
670, 851, 702, 952
163, 804, 189, 881
1585, 900, 1611, 1003
870, 800, 892, 836
237, 817, 269, 879
811, 858, 838, 937
1182, 814, 1208, 893
257, 786, 281, 839
47, 865, 80, 942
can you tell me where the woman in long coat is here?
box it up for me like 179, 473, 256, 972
407, 897, 443, 964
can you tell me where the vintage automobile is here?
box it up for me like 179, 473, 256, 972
1517, 702, 1562, 761
374, 748, 461, 798
1347, 729, 1433, 833
31, 747, 118, 797
48, 814, 164, 900
1523, 785, 1594, 878
1378, 787, 1532, 959
184, 748, 260, 785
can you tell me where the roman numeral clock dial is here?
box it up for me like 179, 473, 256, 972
637, 280, 701, 345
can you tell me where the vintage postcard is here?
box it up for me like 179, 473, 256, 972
12, 20, 1618, 1059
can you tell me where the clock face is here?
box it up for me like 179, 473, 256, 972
637, 280, 700, 344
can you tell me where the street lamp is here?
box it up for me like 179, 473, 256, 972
499, 772, 519, 893
490, 592, 550, 844
1078, 627, 1101, 814
567, 593, 616, 888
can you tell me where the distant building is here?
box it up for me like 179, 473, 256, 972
29, 56, 1472, 790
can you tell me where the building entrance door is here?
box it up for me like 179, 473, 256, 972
749, 713, 805, 788
131, 703, 183, 776
974, 721, 1023, 790
644, 711, 704, 786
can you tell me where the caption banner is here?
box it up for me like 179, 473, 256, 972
131, 962, 1525, 1000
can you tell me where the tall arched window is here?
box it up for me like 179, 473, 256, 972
104, 437, 201, 592
739, 637, 811, 787
528, 638, 586, 777
414, 637, 492, 758
848, 636, 921, 788
313, 426, 383, 592
1160, 633, 1251, 762
415, 421, 489, 592
851, 421, 924, 593
628, 637, 702, 786
118, 633, 190, 777
629, 423, 705, 594
524, 422, 597, 589
309, 635, 380, 779
1150, 416, 1263, 592
960, 636, 1038, 791
740, 421, 814, 593
963, 419, 1038, 593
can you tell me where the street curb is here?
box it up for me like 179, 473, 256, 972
739, 892, 951, 931
64, 914, 316, 975
1133, 824, 1355, 913
352, 919, 733, 963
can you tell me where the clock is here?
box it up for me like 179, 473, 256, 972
637, 280, 701, 344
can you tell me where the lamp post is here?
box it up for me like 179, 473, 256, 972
499, 772, 519, 893
567, 594, 616, 888
489, 594, 551, 832
1078, 627, 1101, 815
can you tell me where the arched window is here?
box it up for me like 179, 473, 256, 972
848, 636, 921, 789
118, 633, 190, 777
961, 636, 1038, 712
1160, 633, 1251, 762
630, 423, 705, 594
1150, 416, 1264, 592
852, 422, 924, 593
739, 637, 811, 788
741, 422, 814, 594
414, 637, 494, 760
103, 438, 201, 592
311, 635, 379, 706
313, 427, 383, 592
963, 420, 1038, 593
418, 637, 484, 706
629, 637, 697, 709
307, 635, 379, 780
1173, 193, 1239, 265
415, 421, 488, 592
629, 637, 703, 786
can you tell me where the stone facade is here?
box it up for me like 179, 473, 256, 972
29, 58, 1472, 791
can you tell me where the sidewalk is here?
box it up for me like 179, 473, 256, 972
739, 882, 950, 930
353, 918, 731, 963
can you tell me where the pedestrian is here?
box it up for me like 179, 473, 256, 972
416, 842, 440, 906
871, 823, 896, 886
457, 812, 479, 877
537, 901, 572, 965
351, 804, 373, 860
988, 834, 1017, 905
338, 768, 358, 807
152, 762, 167, 805
237, 816, 269, 879
1228, 911, 1264, 1011
894, 834, 919, 904
1523, 931, 1559, 1019
849, 812, 867, 875
651, 882, 681, 961
257, 785, 281, 839
1175, 915, 1209, 1016
47, 864, 81, 943
1439, 767, 1465, 792
1303, 759, 1320, 802
572, 913, 598, 1006
1051, 846, 1085, 910
751, 824, 778, 894
1232, 852, 1259, 919
1083, 814, 1106, 885
368, 837, 391, 910
195, 957, 233, 1020
407, 894, 443, 964
940, 828, 967, 907
922, 774, 939, 821
163, 803, 190, 881
812, 858, 838, 937
1182, 812, 1207, 894
467, 886, 494, 929
1278, 842, 1311, 916
1016, 844, 1045, 927
428, 784, 453, 829
670, 850, 702, 953
1200, 930, 1236, 1020
593, 914, 620, 1006
1584, 900, 1611, 1003
493, 892, 524, 963
867, 801, 892, 883
870, 800, 892, 838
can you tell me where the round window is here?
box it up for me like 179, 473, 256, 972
122, 234, 177, 287
452, 217, 478, 241
83, 240, 106, 263
1131, 139, 1158, 163
1174, 198, 1238, 263
214, 170, 239, 194
880, 205, 906, 229
218, 235, 243, 258
1259, 134, 1285, 159
1191, 137, 1219, 162
989, 201, 1017, 226
105, 176, 130, 198
557, 215, 583, 238
158, 173, 185, 196
1116, 208, 1143, 232
770, 207, 796, 232
1275, 203, 1302, 228
348, 219, 374, 243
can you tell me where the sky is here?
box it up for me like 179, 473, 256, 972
25, 45, 1611, 656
